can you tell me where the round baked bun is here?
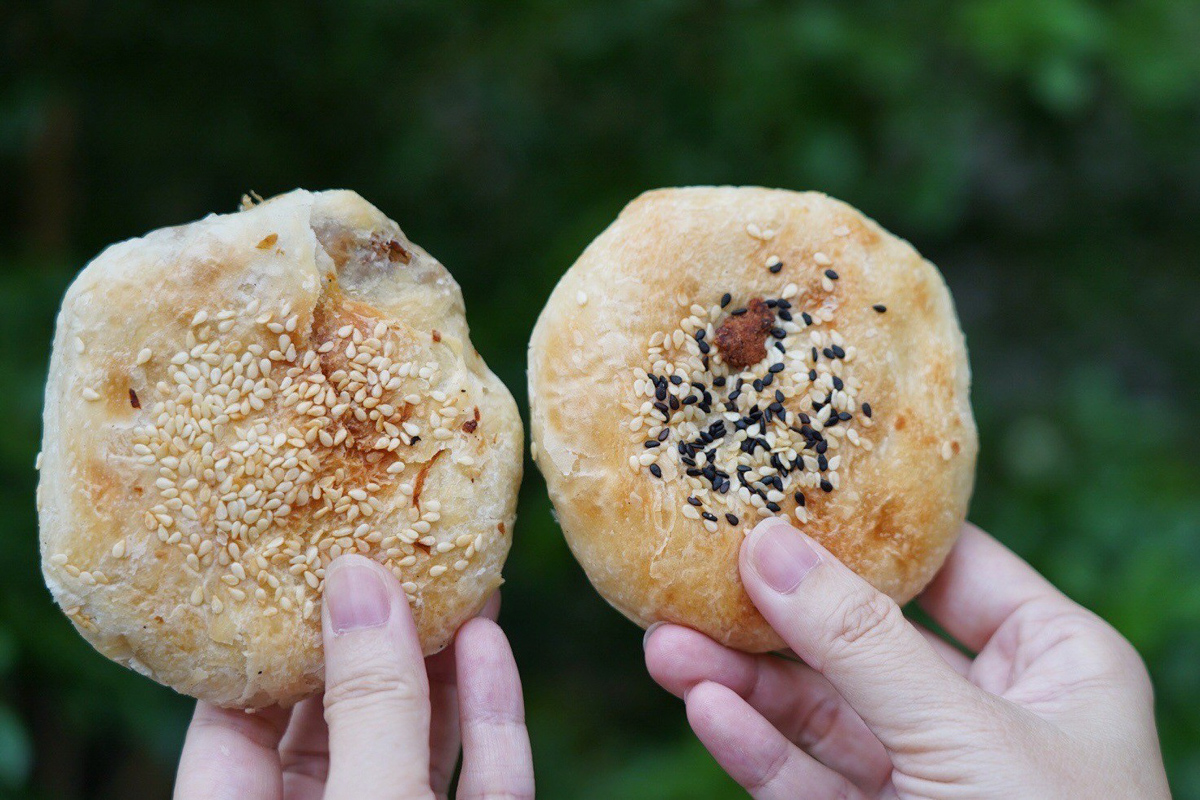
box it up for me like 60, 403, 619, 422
529, 187, 976, 652
38, 189, 522, 707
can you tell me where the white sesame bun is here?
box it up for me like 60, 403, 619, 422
528, 187, 976, 652
38, 189, 522, 708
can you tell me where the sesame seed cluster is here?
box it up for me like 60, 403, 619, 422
53, 288, 490, 621
623, 241, 883, 534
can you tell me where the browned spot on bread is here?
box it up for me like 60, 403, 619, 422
412, 448, 445, 510
894, 414, 907, 430
256, 233, 278, 249
497, 521, 506, 535
461, 419, 477, 433
128, 388, 140, 409
374, 236, 411, 264
432, 329, 441, 343
714, 298, 774, 369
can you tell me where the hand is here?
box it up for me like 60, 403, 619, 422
174, 554, 534, 800
645, 520, 1171, 799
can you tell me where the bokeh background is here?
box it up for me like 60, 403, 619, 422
2, 1, 1199, 797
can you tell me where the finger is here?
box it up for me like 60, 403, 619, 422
644, 624, 890, 791
919, 523, 1066, 652
479, 590, 501, 621
173, 702, 288, 800
740, 518, 982, 752
426, 641, 460, 798
278, 696, 329, 800
911, 621, 973, 676
455, 618, 534, 800
686, 682, 869, 800
321, 554, 432, 800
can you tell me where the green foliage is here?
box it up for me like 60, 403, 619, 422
1, 1, 1198, 797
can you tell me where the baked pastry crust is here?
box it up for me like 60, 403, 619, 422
39, 190, 522, 707
529, 187, 976, 652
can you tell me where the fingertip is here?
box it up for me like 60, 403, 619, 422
644, 625, 709, 691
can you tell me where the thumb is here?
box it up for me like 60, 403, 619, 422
739, 518, 982, 753
321, 554, 434, 800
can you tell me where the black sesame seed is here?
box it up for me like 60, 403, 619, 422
801, 312, 813, 325
838, 411, 852, 421
655, 383, 667, 401
687, 496, 702, 506
644, 440, 660, 448
682, 395, 698, 405
872, 304, 886, 313
771, 327, 786, 339
794, 492, 806, 506
777, 299, 792, 309
753, 379, 764, 392
768, 262, 783, 273
862, 402, 872, 418
731, 307, 747, 316
649, 463, 663, 478
825, 269, 839, 280
725, 513, 739, 525
765, 299, 778, 308
831, 344, 846, 358
654, 401, 668, 415
775, 390, 785, 403
768, 362, 785, 374
694, 329, 706, 340
832, 376, 844, 391
713, 376, 726, 387
818, 454, 828, 471
820, 478, 833, 493
816, 440, 828, 454
698, 340, 711, 354
823, 347, 836, 359
657, 428, 670, 442
702, 511, 718, 521
721, 292, 732, 308
774, 341, 786, 352
812, 347, 820, 361
765, 501, 781, 512
779, 310, 793, 321
809, 369, 818, 382
669, 375, 683, 385
669, 396, 681, 410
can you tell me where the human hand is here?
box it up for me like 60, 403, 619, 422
645, 520, 1171, 799
174, 554, 534, 800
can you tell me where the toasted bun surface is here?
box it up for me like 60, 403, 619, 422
529, 187, 976, 652
38, 190, 522, 707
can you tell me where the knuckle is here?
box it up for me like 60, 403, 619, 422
825, 589, 904, 657
792, 692, 845, 753
324, 665, 426, 716
745, 736, 791, 793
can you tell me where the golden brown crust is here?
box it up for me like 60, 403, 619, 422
528, 187, 976, 652
38, 190, 522, 707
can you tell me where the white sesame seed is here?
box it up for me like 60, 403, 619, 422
576, 290, 588, 306
82, 387, 101, 401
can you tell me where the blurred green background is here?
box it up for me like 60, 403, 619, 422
2, 1, 1199, 797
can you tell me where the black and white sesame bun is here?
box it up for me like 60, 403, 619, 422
38, 189, 522, 707
528, 187, 976, 653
